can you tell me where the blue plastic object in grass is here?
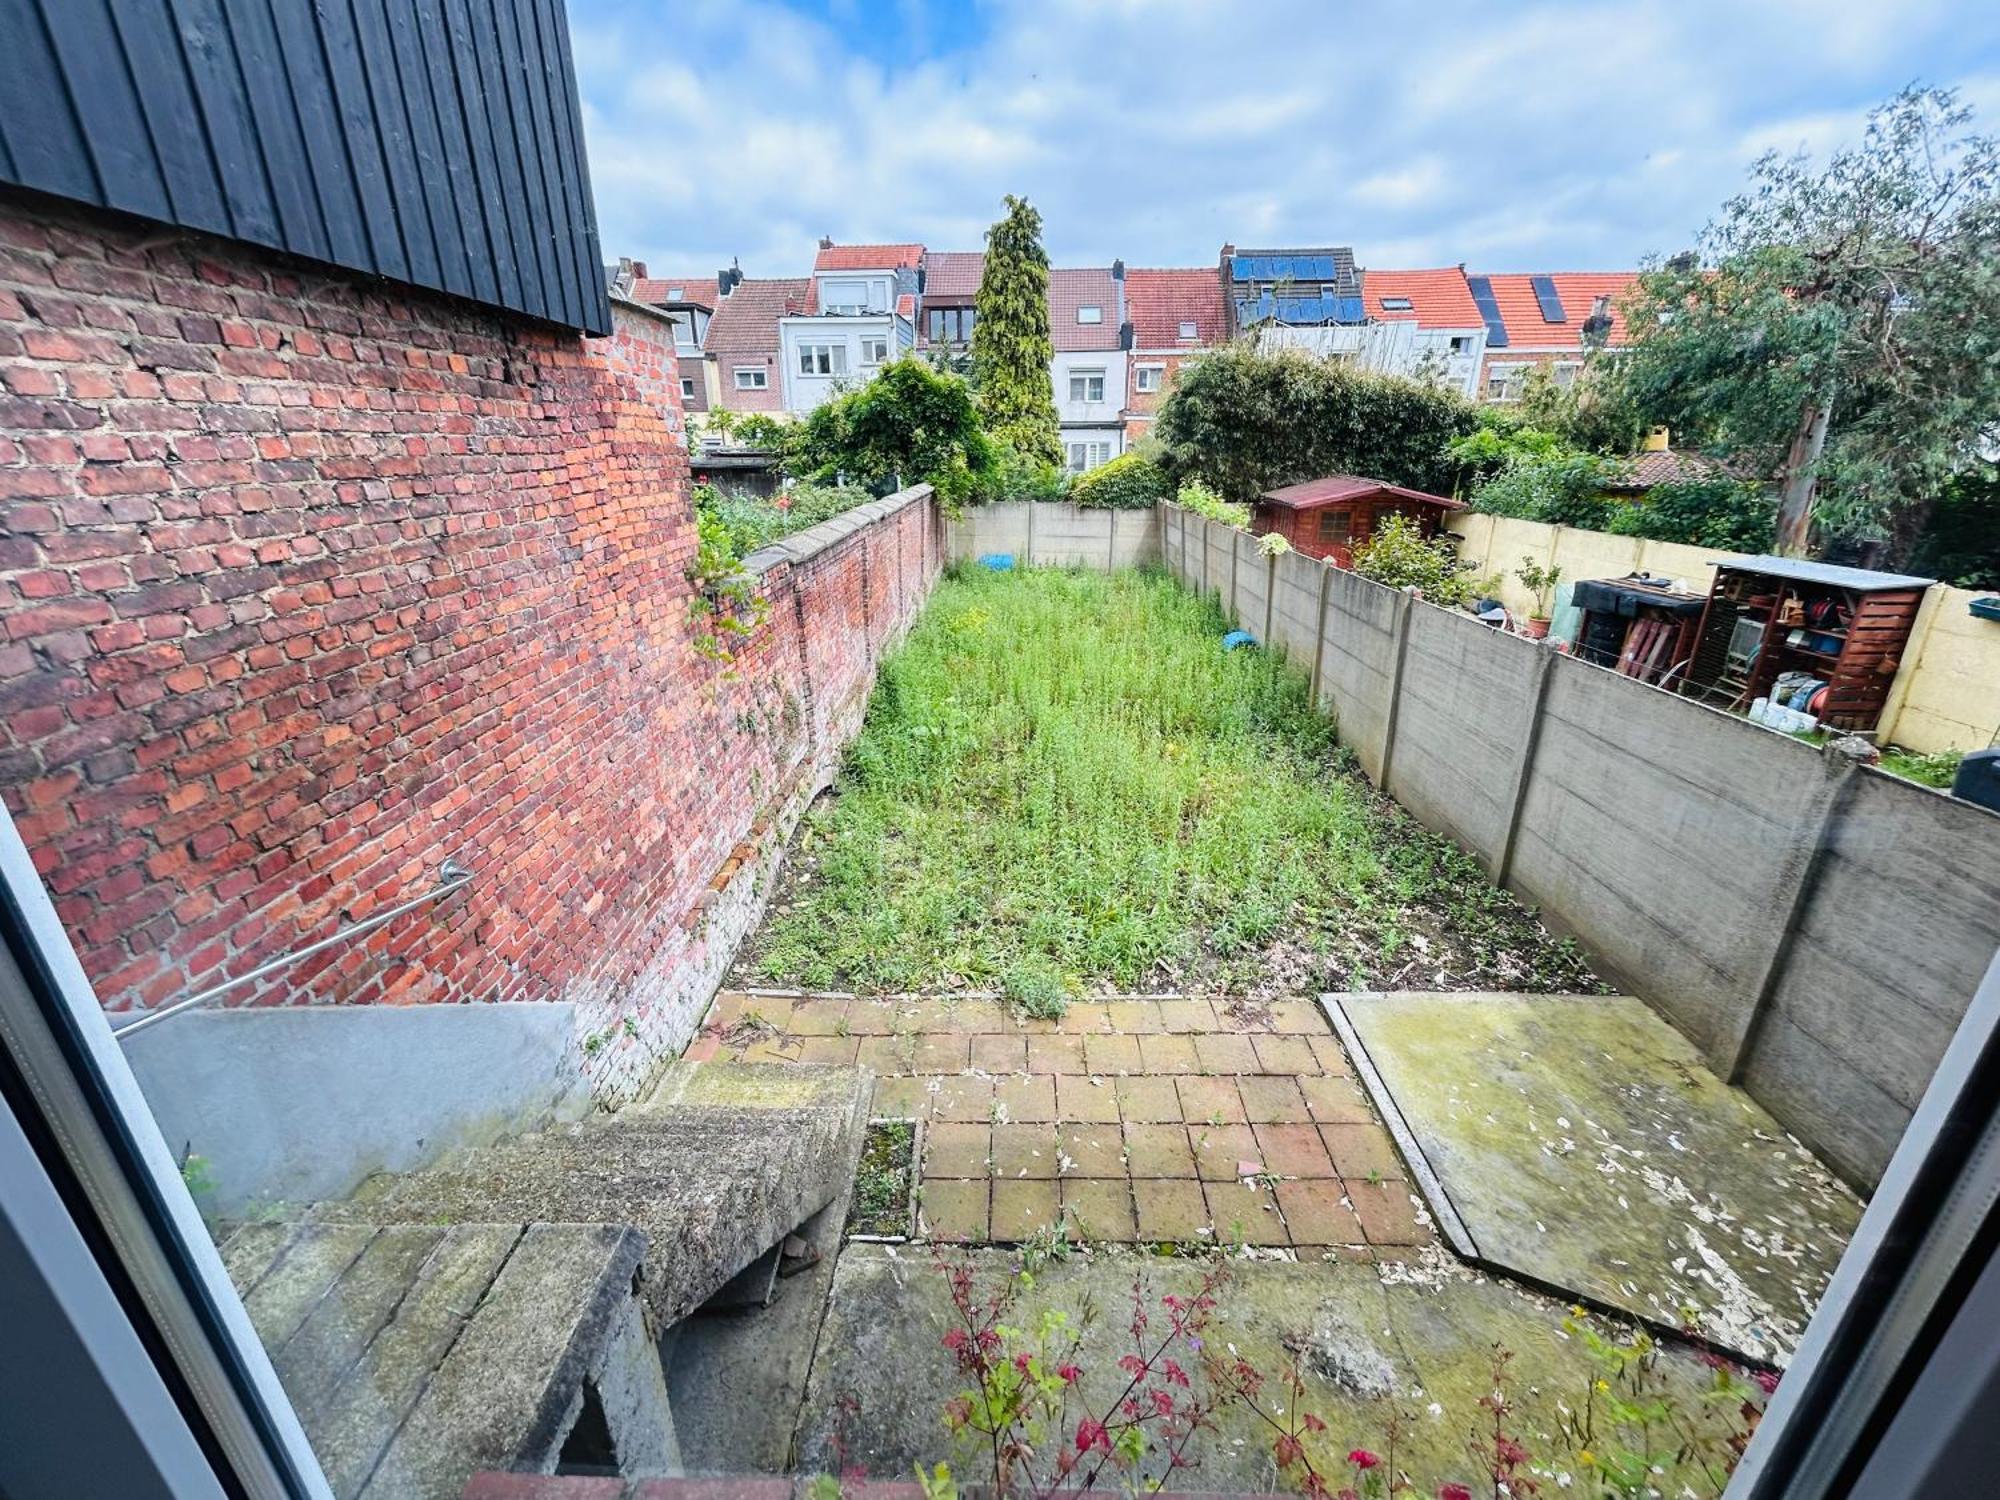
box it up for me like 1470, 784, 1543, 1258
978, 553, 1015, 571
1221, 630, 1257, 651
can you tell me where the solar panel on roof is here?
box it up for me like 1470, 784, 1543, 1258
1530, 274, 1567, 323
1328, 296, 1365, 324
1465, 275, 1509, 347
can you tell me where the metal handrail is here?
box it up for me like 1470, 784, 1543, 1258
111, 860, 475, 1041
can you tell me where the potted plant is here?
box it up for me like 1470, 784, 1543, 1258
1515, 556, 1562, 640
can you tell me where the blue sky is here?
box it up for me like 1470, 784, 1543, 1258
568, 0, 2000, 280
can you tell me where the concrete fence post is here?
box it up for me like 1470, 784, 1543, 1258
1376, 592, 1417, 793
1724, 759, 1865, 1082
1308, 561, 1332, 707
1492, 648, 1558, 885
1201, 519, 1213, 597
1025, 498, 1038, 567
1263, 551, 1277, 646
1228, 528, 1241, 617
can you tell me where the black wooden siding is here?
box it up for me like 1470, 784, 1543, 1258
0, 0, 611, 335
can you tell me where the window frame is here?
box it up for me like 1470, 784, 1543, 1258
1134, 364, 1164, 394
1075, 305, 1103, 325
733, 367, 768, 391
1068, 369, 1107, 404
1178, 320, 1199, 341
796, 342, 847, 377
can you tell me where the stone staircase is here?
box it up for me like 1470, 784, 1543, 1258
227, 1059, 873, 1499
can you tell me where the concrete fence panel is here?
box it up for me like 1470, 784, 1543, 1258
1386, 605, 1550, 868
1232, 530, 1272, 642
1270, 547, 1326, 664
1739, 769, 2000, 1186
1202, 517, 1236, 602
946, 503, 1163, 570
1314, 561, 1406, 784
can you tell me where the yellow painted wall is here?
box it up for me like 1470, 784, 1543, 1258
1445, 515, 2000, 754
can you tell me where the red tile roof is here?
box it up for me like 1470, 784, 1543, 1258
1602, 446, 1725, 492
1363, 268, 1480, 330
705, 277, 808, 361
1479, 272, 1639, 349
1260, 474, 1465, 511
631, 274, 716, 311
1125, 268, 1226, 348
814, 242, 924, 272
1048, 267, 1123, 352
922, 250, 984, 301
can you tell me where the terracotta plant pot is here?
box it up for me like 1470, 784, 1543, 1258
1521, 616, 1551, 641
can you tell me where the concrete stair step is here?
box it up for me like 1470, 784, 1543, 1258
319, 1060, 873, 1326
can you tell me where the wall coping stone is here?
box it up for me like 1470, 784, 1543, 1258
742, 485, 934, 575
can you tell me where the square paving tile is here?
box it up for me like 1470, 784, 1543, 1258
1026, 1035, 1087, 1074
924, 1122, 991, 1178
1319, 1123, 1403, 1180
1252, 1122, 1337, 1178
1133, 1179, 1212, 1242
1266, 998, 1329, 1034
1061, 1179, 1137, 1241
1275, 1180, 1364, 1245
740, 1036, 806, 1064
920, 1179, 988, 1242
910, 1033, 971, 1073
1191, 1033, 1258, 1074
1122, 1124, 1197, 1178
949, 1000, 1009, 1031
1250, 1035, 1320, 1075
1136, 1034, 1199, 1073
1175, 1076, 1245, 1125
1187, 1123, 1262, 1181
1055, 1074, 1120, 1123
994, 1073, 1056, 1123
1308, 1034, 1352, 1075
1298, 1074, 1373, 1124
1236, 1075, 1311, 1123
969, 1034, 1028, 1073
1083, 1034, 1142, 1075
1203, 1181, 1288, 1246
930, 1076, 995, 1122
991, 1179, 1060, 1240
991, 1123, 1061, 1180
796, 1036, 861, 1066
1345, 1180, 1426, 1245
1057, 1125, 1126, 1178
1056, 1004, 1114, 1034
1157, 998, 1218, 1033
1104, 1000, 1165, 1033
1114, 1075, 1182, 1123
842, 1001, 903, 1035
787, 999, 851, 1036
857, 1035, 917, 1074
871, 1076, 928, 1117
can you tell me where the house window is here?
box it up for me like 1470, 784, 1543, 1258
1076, 305, 1103, 324
1134, 365, 1163, 393
820, 278, 881, 315
734, 367, 768, 390
680, 377, 696, 400
1552, 362, 1581, 388
1379, 296, 1414, 311
1178, 320, 1198, 340
860, 336, 890, 368
1066, 440, 1112, 474
798, 342, 847, 376
927, 306, 974, 343
1449, 335, 1473, 354
1485, 365, 1527, 402
667, 286, 685, 300
1069, 370, 1106, 403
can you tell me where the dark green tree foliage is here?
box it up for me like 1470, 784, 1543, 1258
1068, 451, 1166, 509
1619, 87, 2000, 552
792, 357, 993, 503
1467, 452, 1618, 530
971, 196, 1062, 466
1604, 477, 1778, 551
1905, 466, 2000, 588
1152, 345, 1477, 500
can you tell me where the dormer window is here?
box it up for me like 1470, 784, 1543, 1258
1178, 320, 1198, 340
667, 286, 684, 300
1380, 296, 1413, 311
1076, 305, 1103, 325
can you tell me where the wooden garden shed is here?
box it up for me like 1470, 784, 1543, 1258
1683, 556, 1935, 732
1253, 475, 1466, 567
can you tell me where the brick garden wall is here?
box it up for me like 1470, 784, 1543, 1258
0, 193, 941, 1099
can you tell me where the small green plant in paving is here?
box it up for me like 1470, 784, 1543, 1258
847, 1120, 917, 1237
750, 567, 1598, 1002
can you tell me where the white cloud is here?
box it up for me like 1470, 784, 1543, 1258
568, 0, 2000, 278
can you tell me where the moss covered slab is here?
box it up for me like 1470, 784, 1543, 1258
1334, 992, 1862, 1364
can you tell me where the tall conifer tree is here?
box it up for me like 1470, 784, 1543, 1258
972, 196, 1062, 466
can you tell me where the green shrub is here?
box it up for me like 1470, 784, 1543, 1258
1350, 514, 1478, 606
978, 442, 1071, 504
1069, 451, 1166, 510
791, 356, 994, 505
1469, 452, 1617, 529
1152, 344, 1477, 500
1174, 479, 1249, 528
1604, 476, 1776, 551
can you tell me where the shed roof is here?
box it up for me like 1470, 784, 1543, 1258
1260, 475, 1466, 511
1716, 556, 1935, 592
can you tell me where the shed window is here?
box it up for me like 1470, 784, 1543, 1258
1316, 508, 1355, 541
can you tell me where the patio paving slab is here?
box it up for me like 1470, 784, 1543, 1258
1329, 991, 1865, 1366
794, 1244, 1766, 1492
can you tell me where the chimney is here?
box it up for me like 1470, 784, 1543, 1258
1642, 425, 1671, 453
819, 235, 834, 249
1111, 259, 1125, 280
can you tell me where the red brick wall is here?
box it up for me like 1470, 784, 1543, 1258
0, 194, 939, 1097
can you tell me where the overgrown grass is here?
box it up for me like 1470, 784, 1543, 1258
749, 566, 1598, 1001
